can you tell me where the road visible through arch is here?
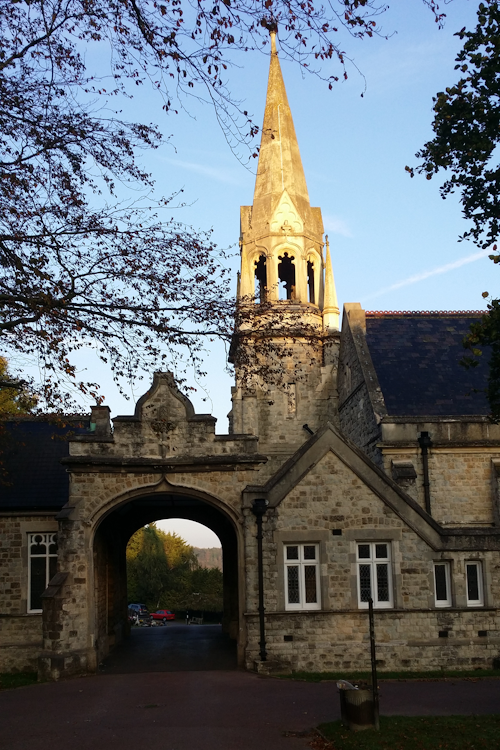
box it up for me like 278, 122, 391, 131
99, 623, 237, 674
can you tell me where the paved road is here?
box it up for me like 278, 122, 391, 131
1, 627, 499, 750
100, 623, 237, 673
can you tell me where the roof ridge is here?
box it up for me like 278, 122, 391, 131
365, 310, 485, 317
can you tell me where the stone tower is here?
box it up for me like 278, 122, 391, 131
229, 32, 341, 455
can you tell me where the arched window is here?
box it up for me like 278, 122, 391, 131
307, 260, 315, 304
254, 254, 267, 303
278, 252, 296, 300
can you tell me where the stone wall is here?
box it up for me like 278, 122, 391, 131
383, 449, 500, 526
338, 308, 385, 467
231, 330, 340, 457
243, 449, 500, 672
0, 514, 57, 672
246, 609, 500, 672
380, 421, 500, 528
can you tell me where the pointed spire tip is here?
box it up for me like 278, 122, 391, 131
270, 29, 277, 55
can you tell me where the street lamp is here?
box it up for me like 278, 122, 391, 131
251, 498, 268, 662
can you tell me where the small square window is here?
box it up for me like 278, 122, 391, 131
465, 562, 484, 607
303, 545, 316, 560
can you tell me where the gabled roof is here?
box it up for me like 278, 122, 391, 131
243, 421, 443, 550
243, 421, 500, 550
0, 418, 89, 510
364, 312, 490, 416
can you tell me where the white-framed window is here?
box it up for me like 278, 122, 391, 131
434, 562, 452, 607
284, 543, 321, 611
356, 542, 393, 609
28, 532, 58, 613
465, 561, 484, 607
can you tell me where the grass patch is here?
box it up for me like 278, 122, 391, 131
0, 672, 38, 690
279, 669, 500, 683
317, 715, 500, 749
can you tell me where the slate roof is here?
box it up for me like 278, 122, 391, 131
364, 312, 490, 416
0, 418, 89, 510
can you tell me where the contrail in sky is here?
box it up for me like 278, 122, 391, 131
363, 248, 491, 301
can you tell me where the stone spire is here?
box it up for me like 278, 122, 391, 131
251, 30, 311, 229
239, 31, 324, 304
230, 35, 341, 441
323, 236, 340, 331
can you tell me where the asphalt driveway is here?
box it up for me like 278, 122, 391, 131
1, 626, 499, 750
99, 623, 237, 673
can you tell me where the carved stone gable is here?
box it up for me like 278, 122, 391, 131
270, 191, 303, 234
134, 372, 195, 428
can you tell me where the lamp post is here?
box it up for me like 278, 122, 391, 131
418, 431, 433, 515
368, 597, 380, 731
251, 498, 268, 661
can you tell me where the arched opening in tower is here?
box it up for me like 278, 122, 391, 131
254, 254, 267, 303
307, 260, 315, 304
278, 252, 296, 300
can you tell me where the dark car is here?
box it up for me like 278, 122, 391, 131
128, 603, 152, 625
151, 609, 175, 623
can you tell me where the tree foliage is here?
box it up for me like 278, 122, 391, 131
461, 299, 500, 421
126, 524, 222, 612
410, 1, 500, 420
410, 0, 500, 250
0, 0, 446, 410
0, 0, 395, 410
0, 357, 37, 418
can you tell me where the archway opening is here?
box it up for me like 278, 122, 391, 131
278, 252, 296, 300
127, 519, 222, 623
307, 260, 315, 304
92, 492, 239, 672
254, 254, 267, 303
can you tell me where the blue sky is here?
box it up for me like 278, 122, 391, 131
153, 2, 490, 546
89, 1, 490, 429
32, 2, 492, 546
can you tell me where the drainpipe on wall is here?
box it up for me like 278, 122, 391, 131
418, 431, 433, 515
252, 498, 268, 662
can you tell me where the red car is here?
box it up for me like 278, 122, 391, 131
151, 609, 175, 623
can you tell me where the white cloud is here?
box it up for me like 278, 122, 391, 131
363, 248, 492, 302
156, 519, 221, 548
323, 214, 353, 238
160, 156, 243, 185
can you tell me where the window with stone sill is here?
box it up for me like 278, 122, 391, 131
434, 562, 452, 607
465, 561, 484, 607
28, 532, 58, 613
356, 542, 393, 609
284, 543, 321, 611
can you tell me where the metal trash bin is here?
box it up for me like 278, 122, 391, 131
337, 682, 376, 732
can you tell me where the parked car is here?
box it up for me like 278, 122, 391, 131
128, 603, 152, 625
151, 609, 175, 623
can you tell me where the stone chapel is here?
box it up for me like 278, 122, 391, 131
1, 32, 499, 680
